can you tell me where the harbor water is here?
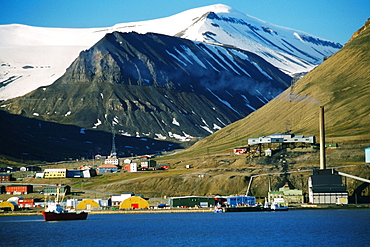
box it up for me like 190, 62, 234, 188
1, 209, 369, 247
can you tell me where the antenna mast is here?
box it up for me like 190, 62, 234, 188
111, 123, 117, 157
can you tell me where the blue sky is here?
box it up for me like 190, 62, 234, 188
2, 0, 368, 44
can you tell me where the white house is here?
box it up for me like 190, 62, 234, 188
111, 193, 134, 207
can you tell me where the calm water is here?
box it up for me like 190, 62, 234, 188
1, 209, 369, 247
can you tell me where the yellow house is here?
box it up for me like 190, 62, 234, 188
120, 196, 149, 209
43, 169, 67, 178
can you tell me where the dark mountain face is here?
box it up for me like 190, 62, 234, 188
0, 110, 183, 161
3, 31, 291, 145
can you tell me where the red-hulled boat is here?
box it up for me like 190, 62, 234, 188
42, 209, 88, 221
42, 187, 88, 221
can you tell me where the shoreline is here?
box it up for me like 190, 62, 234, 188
1, 204, 369, 216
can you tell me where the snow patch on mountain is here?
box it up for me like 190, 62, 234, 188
207, 88, 241, 115
213, 124, 222, 130
172, 118, 180, 126
168, 131, 193, 141
200, 125, 213, 134
93, 119, 102, 128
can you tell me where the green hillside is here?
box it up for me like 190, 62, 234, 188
177, 19, 370, 158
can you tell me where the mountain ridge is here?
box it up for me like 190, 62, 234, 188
2, 31, 291, 142
0, 4, 341, 100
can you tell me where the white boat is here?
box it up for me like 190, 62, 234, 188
214, 203, 223, 213
270, 198, 288, 211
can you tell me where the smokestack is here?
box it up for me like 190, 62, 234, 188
319, 106, 326, 169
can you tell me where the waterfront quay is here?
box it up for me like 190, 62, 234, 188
1, 204, 369, 217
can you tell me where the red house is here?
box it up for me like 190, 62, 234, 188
6, 185, 33, 195
18, 199, 34, 208
233, 147, 250, 154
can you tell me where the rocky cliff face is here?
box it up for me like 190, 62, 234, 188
349, 18, 370, 42
3, 31, 291, 143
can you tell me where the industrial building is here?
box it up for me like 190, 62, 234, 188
227, 196, 256, 207
308, 106, 370, 205
308, 169, 348, 204
43, 185, 70, 195
248, 133, 315, 146
168, 196, 215, 208
268, 183, 304, 204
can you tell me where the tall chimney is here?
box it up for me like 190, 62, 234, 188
319, 106, 326, 169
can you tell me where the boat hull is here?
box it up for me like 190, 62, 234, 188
223, 206, 266, 212
42, 211, 88, 221
271, 207, 289, 211
224, 206, 288, 212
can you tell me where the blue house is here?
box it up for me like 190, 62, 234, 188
227, 196, 256, 207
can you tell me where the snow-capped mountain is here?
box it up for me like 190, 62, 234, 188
0, 4, 341, 100
2, 31, 291, 142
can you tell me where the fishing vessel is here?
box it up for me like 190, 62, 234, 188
42, 187, 88, 221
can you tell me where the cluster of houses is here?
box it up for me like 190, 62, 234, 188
0, 183, 151, 211
0, 184, 68, 211
95, 154, 170, 173
0, 154, 171, 182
